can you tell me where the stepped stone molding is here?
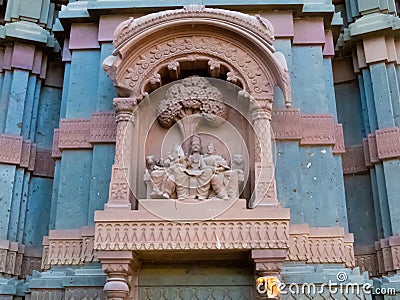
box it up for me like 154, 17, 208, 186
65, 288, 106, 300
0, 240, 41, 278
0, 134, 53, 177
287, 224, 355, 268
355, 245, 379, 277
53, 112, 116, 154
271, 110, 345, 150
43, 227, 98, 267
342, 127, 400, 174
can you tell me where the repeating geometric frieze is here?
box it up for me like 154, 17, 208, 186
0, 134, 23, 164
94, 220, 290, 251
65, 288, 106, 300
90, 112, 117, 143
59, 119, 92, 149
300, 115, 335, 145
376, 127, 400, 159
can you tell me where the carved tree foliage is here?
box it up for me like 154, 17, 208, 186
157, 77, 227, 129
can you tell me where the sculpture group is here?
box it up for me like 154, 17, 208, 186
145, 135, 244, 200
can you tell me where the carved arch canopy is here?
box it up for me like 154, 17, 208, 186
103, 5, 291, 107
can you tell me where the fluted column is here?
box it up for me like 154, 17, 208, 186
249, 97, 278, 207
105, 98, 137, 209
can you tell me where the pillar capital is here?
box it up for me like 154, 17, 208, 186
113, 98, 137, 123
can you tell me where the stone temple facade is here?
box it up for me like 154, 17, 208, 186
0, 0, 400, 299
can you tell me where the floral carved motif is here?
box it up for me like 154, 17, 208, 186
94, 220, 289, 251
120, 36, 274, 100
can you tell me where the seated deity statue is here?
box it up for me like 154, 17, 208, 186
144, 135, 241, 200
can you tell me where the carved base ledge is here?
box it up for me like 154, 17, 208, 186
0, 240, 41, 279
286, 224, 355, 268
42, 226, 97, 269
355, 244, 379, 277
95, 200, 290, 252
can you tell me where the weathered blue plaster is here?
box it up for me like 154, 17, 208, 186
23, 177, 52, 247
35, 86, 61, 149
333, 155, 349, 232
298, 146, 346, 227
375, 164, 392, 238
55, 150, 93, 230
0, 165, 17, 240
5, 70, 29, 135
370, 169, 384, 239
358, 74, 371, 134
66, 50, 100, 118
387, 64, 400, 127
87, 145, 115, 226
97, 43, 116, 112
275, 142, 303, 224
291, 46, 328, 114
7, 168, 24, 241
344, 173, 378, 245
0, 71, 13, 134
49, 160, 61, 230
323, 59, 338, 122
362, 69, 378, 132
28, 80, 42, 141
60, 63, 71, 119
17, 173, 30, 243
370, 63, 395, 128
335, 81, 365, 145
21, 75, 37, 139
382, 159, 400, 235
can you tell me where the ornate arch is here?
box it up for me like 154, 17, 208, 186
103, 4, 292, 107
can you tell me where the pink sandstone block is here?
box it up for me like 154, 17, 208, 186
51, 129, 61, 159
259, 12, 294, 37
20, 140, 32, 168
376, 127, 400, 159
98, 15, 132, 42
395, 40, 400, 64
386, 36, 397, 63
40, 55, 47, 79
0, 134, 23, 165
33, 149, 55, 178
322, 30, 334, 57
49, 229, 82, 240
363, 36, 388, 64
90, 112, 117, 143
32, 49, 43, 75
62, 38, 72, 62
352, 50, 360, 73
3, 45, 12, 70
368, 134, 379, 163
271, 109, 301, 140
354, 244, 376, 255
309, 227, 344, 237
344, 233, 354, 243
69, 23, 100, 50
342, 145, 367, 174
332, 57, 356, 84
363, 138, 372, 167
59, 119, 92, 149
356, 43, 367, 69
293, 18, 325, 45
44, 62, 64, 88
333, 124, 345, 154
300, 114, 335, 145
381, 238, 390, 248
289, 223, 310, 235
0, 48, 4, 72
28, 143, 36, 171
11, 43, 35, 70
389, 235, 400, 247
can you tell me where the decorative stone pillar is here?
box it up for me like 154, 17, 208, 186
251, 249, 286, 299
249, 97, 278, 206
98, 251, 140, 300
105, 98, 137, 209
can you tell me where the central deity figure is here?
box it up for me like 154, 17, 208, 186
145, 135, 241, 200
